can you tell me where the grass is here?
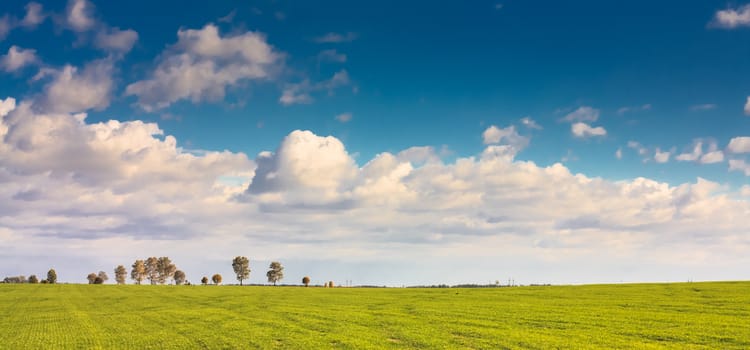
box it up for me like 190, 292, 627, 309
0, 281, 748, 349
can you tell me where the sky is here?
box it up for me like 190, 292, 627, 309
1, 0, 750, 286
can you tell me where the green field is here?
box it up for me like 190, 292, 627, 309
0, 282, 748, 349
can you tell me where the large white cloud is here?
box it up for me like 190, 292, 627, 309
2, 96, 750, 284
126, 24, 281, 111
66, 0, 95, 32
727, 136, 750, 153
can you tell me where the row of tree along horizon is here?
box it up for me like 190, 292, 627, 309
1, 257, 339, 287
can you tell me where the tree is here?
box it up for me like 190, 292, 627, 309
157, 257, 176, 285
232, 256, 250, 285
212, 274, 222, 285
266, 261, 284, 285
97, 271, 109, 283
28, 275, 39, 284
145, 257, 159, 285
302, 276, 310, 287
131, 260, 146, 284
47, 269, 57, 284
201, 276, 208, 285
328, 281, 334, 288
114, 265, 127, 285
87, 273, 98, 284
174, 270, 186, 285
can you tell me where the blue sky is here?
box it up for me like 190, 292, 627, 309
1, 0, 749, 285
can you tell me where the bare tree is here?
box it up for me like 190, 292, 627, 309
232, 256, 250, 285
114, 265, 127, 285
174, 270, 186, 285
266, 261, 284, 285
131, 260, 146, 284
97, 271, 109, 284
201, 276, 209, 285
212, 274, 222, 285
302, 276, 310, 287
157, 257, 176, 284
145, 257, 159, 285
87, 273, 98, 284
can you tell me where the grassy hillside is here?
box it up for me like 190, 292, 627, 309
0, 282, 748, 349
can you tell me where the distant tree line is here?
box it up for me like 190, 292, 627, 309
2, 269, 57, 284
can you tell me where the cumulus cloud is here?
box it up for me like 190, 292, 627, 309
654, 148, 671, 163
66, 0, 95, 32
712, 4, 750, 29
313, 32, 357, 43
1, 46, 38, 72
676, 140, 724, 164
2, 108, 750, 284
571, 122, 606, 138
22, 2, 45, 28
727, 136, 750, 153
279, 70, 350, 106
95, 27, 138, 53
482, 125, 529, 151
41, 59, 113, 113
126, 24, 281, 111
729, 159, 750, 176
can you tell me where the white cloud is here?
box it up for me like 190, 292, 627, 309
729, 159, 750, 176
317, 49, 347, 63
313, 32, 357, 43
42, 59, 114, 113
279, 70, 350, 106
745, 97, 750, 116
615, 148, 622, 159
700, 150, 724, 164
520, 116, 541, 129
617, 104, 651, 115
126, 24, 281, 111
712, 4, 750, 29
0, 15, 11, 40
562, 106, 599, 122
95, 27, 138, 53
22, 2, 45, 28
627, 141, 648, 156
66, 0, 95, 32
727, 137, 750, 153
690, 103, 716, 111
1, 46, 38, 72
654, 148, 670, 163
482, 125, 529, 152
676, 140, 724, 164
335, 112, 352, 123
571, 122, 606, 138
2, 109, 750, 284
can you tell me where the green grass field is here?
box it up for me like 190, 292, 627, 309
0, 282, 748, 349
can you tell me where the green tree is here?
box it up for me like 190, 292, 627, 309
266, 261, 284, 285
28, 275, 39, 284
114, 265, 127, 285
145, 257, 159, 285
131, 260, 146, 284
201, 276, 208, 285
174, 270, 186, 285
232, 256, 250, 285
157, 257, 176, 284
302, 276, 310, 287
47, 269, 57, 284
212, 274, 222, 285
